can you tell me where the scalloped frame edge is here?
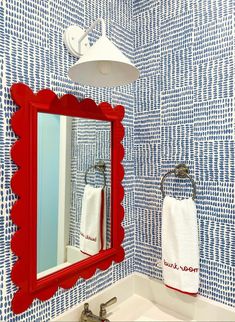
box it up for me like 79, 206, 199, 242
10, 83, 125, 314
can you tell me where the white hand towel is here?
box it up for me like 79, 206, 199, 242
162, 196, 199, 295
80, 184, 106, 256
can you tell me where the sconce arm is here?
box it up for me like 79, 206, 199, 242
63, 18, 106, 58
78, 18, 106, 53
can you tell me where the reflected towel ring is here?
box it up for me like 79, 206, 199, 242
160, 164, 196, 200
85, 160, 106, 189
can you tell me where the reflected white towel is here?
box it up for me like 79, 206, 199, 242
162, 196, 199, 295
80, 184, 106, 256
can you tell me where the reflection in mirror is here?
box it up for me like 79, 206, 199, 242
37, 113, 111, 278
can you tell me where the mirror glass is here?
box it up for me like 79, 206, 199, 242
37, 113, 111, 278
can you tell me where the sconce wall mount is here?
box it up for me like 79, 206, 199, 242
63, 25, 90, 58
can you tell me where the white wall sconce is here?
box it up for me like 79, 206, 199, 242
63, 18, 139, 87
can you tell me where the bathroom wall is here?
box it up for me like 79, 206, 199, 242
0, 0, 234, 320
133, 0, 235, 308
0, 0, 134, 321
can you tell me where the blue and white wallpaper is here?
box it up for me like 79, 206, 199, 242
0, 1, 134, 321
133, 0, 235, 308
0, 0, 234, 321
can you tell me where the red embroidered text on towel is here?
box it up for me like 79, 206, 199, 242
163, 259, 199, 273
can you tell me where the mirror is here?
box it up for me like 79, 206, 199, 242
37, 113, 111, 278
10, 83, 125, 314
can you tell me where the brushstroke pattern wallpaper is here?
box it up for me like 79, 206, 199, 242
0, 0, 234, 321
133, 0, 235, 308
0, 1, 134, 321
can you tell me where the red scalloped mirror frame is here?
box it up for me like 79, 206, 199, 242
10, 83, 125, 314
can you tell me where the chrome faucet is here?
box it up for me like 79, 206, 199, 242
79, 297, 117, 322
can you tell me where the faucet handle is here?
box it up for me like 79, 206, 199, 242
99, 297, 117, 319
102, 297, 117, 308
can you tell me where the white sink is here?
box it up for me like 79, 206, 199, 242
109, 294, 185, 321
51, 273, 235, 322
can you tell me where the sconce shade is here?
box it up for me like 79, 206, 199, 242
68, 36, 139, 87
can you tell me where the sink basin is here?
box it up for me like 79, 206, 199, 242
109, 294, 185, 321
51, 273, 235, 322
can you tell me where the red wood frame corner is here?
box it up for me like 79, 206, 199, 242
10, 83, 125, 314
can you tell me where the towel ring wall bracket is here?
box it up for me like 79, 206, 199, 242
174, 164, 189, 178
160, 163, 196, 200
95, 160, 106, 172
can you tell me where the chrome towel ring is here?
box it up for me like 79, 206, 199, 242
85, 160, 106, 189
160, 164, 196, 200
